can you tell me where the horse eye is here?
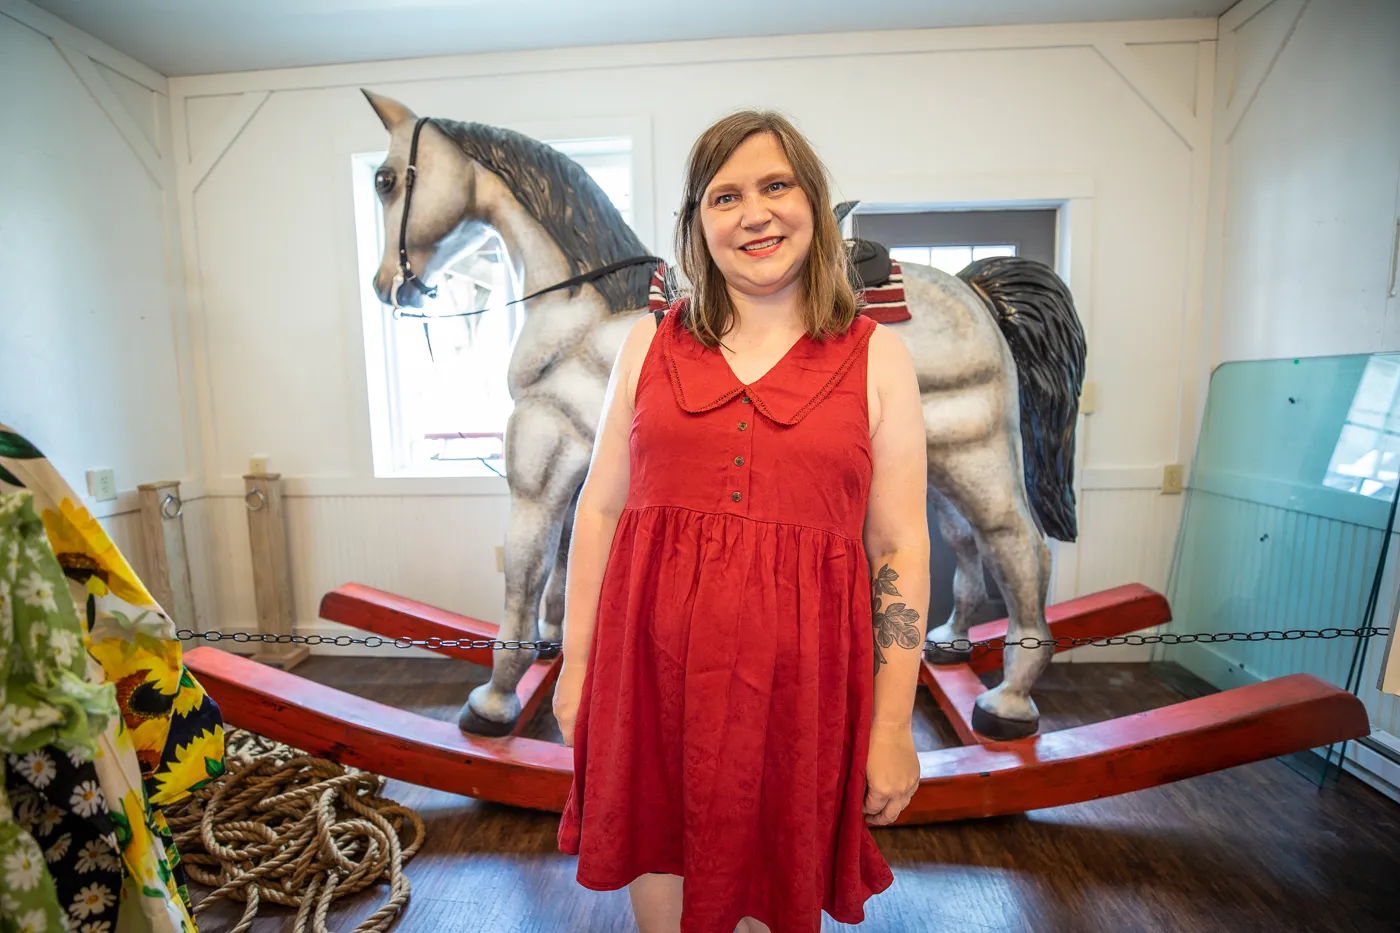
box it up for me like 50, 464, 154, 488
374, 167, 395, 196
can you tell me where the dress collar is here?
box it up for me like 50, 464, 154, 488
660, 299, 875, 426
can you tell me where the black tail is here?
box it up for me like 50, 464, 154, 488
958, 256, 1086, 542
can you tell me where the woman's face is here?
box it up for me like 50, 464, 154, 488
700, 131, 814, 301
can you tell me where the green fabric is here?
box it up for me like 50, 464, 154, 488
0, 492, 116, 756
0, 491, 118, 933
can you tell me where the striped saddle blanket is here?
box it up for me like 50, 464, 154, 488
647, 261, 911, 324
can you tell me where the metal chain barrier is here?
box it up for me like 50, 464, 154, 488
177, 627, 1392, 655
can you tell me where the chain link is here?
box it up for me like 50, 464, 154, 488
175, 627, 1392, 654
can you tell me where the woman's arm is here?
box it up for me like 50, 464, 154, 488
555, 315, 658, 740
860, 324, 929, 824
863, 324, 930, 728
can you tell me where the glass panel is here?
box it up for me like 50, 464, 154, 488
926, 246, 974, 275
390, 235, 517, 477
888, 246, 932, 267
548, 137, 633, 226
1155, 352, 1400, 782
972, 244, 1017, 260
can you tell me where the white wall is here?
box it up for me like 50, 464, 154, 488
166, 19, 1219, 647
1208, 0, 1400, 364
0, 1, 201, 597
1192, 0, 1400, 720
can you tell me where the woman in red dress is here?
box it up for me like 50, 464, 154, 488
555, 110, 930, 933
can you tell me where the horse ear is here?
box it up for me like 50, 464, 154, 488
362, 89, 417, 131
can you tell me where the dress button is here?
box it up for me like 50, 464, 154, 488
734, 456, 745, 466
741, 395, 751, 404
738, 421, 748, 431
731, 491, 743, 502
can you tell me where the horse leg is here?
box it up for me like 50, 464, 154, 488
929, 437, 1052, 739
925, 487, 988, 664
537, 483, 580, 660
460, 400, 589, 736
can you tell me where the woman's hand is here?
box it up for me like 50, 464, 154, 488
863, 721, 920, 826
554, 662, 586, 747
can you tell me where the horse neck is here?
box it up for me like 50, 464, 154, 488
475, 176, 572, 301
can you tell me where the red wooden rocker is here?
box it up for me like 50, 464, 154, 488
184, 582, 1369, 822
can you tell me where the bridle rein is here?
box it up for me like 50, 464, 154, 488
388, 116, 661, 321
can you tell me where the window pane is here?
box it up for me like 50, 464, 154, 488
927, 246, 974, 275
549, 138, 633, 227
973, 244, 1017, 261
888, 247, 931, 266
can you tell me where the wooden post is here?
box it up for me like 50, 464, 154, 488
137, 481, 198, 633
243, 472, 309, 669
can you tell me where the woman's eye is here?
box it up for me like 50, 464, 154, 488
375, 168, 395, 196
766, 181, 789, 193
713, 193, 736, 206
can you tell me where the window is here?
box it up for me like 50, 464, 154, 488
353, 136, 634, 478
1324, 355, 1400, 499
887, 244, 1017, 275
851, 208, 1057, 270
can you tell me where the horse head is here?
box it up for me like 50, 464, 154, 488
362, 90, 492, 309
363, 90, 655, 315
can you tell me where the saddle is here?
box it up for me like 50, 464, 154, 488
834, 201, 891, 290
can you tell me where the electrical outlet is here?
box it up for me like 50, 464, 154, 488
1162, 463, 1184, 495
1079, 381, 1098, 415
86, 469, 117, 501
495, 545, 505, 573
249, 455, 270, 474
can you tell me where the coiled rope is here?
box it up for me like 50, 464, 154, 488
167, 729, 425, 933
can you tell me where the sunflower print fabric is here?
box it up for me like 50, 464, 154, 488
0, 426, 226, 933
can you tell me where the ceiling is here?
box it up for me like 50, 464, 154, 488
25, 0, 1235, 77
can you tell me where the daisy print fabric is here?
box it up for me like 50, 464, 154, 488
0, 492, 116, 760
0, 786, 69, 933
6, 746, 122, 933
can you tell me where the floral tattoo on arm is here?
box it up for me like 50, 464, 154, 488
872, 564, 922, 677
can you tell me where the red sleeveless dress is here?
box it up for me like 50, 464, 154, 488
557, 302, 895, 932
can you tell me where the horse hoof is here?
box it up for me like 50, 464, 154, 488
457, 703, 516, 737
925, 643, 973, 665
971, 704, 1039, 740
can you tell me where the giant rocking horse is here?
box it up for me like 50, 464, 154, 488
185, 92, 1368, 821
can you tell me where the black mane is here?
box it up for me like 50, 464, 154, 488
430, 118, 653, 312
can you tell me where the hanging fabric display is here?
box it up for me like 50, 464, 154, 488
0, 426, 227, 933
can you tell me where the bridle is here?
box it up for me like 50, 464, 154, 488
388, 116, 661, 321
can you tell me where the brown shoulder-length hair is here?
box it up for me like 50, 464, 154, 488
675, 110, 858, 347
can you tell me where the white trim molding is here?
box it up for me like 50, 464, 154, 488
187, 91, 271, 191
168, 19, 1219, 99
1093, 41, 1205, 151
0, 0, 167, 92
1220, 0, 1310, 144
52, 40, 168, 189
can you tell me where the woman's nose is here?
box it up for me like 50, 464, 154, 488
740, 195, 772, 228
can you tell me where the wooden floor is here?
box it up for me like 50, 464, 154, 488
189, 656, 1400, 933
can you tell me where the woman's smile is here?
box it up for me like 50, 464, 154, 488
739, 235, 785, 257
